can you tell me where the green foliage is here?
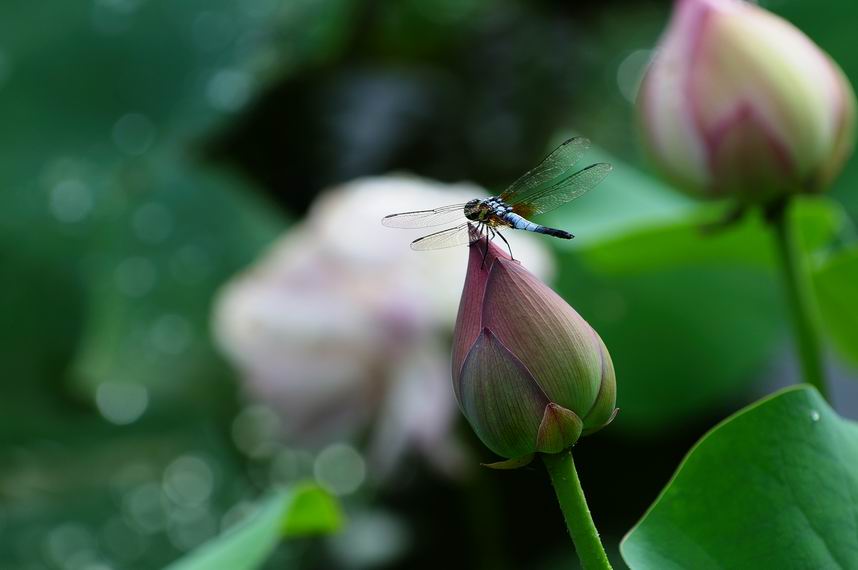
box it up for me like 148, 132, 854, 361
557, 262, 782, 432
166, 484, 342, 570
282, 483, 345, 536
548, 154, 782, 432
67, 156, 282, 404
0, 0, 298, 566
577, 197, 842, 274
2, 0, 857, 566
814, 248, 858, 367
548, 150, 853, 432
621, 386, 858, 569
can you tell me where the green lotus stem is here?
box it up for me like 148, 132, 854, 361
769, 201, 828, 399
542, 450, 612, 570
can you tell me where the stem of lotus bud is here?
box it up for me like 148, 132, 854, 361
542, 450, 612, 570
767, 199, 829, 400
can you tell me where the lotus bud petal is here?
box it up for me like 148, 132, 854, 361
638, 0, 856, 202
536, 404, 583, 454
452, 235, 617, 463
459, 329, 550, 459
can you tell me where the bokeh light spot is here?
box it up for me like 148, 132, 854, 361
231, 405, 281, 459
166, 504, 217, 551
122, 483, 166, 534
170, 245, 213, 284
43, 523, 94, 568
91, 0, 140, 35
50, 180, 93, 223
240, 0, 279, 19
270, 448, 315, 485
206, 69, 252, 112
329, 510, 409, 567
313, 443, 366, 496
114, 257, 157, 297
132, 202, 173, 244
112, 113, 156, 156
100, 516, 146, 564
163, 455, 215, 507
96, 383, 149, 425
150, 314, 192, 355
219, 500, 256, 532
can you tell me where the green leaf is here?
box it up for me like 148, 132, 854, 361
67, 156, 283, 407
548, 147, 810, 432
556, 259, 783, 432
621, 386, 858, 569
813, 247, 858, 367
576, 197, 842, 274
165, 484, 342, 570
282, 483, 345, 537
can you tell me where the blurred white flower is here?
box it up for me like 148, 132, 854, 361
213, 175, 553, 478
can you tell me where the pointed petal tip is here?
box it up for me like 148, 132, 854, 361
472, 326, 501, 349
582, 407, 620, 436
481, 454, 535, 470
536, 403, 583, 454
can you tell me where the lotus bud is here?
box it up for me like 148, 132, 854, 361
638, 0, 856, 202
452, 234, 617, 466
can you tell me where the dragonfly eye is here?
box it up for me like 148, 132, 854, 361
464, 199, 481, 220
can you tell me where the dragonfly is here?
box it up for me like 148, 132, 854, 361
382, 137, 611, 257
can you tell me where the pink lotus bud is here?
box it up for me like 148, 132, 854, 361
452, 234, 617, 464
638, 0, 855, 202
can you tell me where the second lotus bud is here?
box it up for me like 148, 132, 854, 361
638, 0, 855, 202
452, 236, 617, 463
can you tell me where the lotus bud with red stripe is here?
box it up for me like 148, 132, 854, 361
451, 235, 617, 467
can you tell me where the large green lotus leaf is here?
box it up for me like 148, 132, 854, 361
556, 258, 782, 432
0, 0, 349, 412
165, 484, 342, 570
621, 386, 858, 569
571, 194, 841, 275
813, 247, 858, 368
68, 154, 283, 404
545, 154, 843, 431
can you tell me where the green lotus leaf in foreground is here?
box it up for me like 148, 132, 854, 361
621, 386, 858, 569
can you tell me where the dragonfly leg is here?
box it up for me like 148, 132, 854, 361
495, 230, 514, 260
480, 224, 490, 269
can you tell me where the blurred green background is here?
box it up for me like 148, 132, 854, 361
2, 0, 857, 568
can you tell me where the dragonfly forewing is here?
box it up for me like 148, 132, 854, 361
499, 137, 590, 205
516, 162, 612, 216
381, 203, 468, 229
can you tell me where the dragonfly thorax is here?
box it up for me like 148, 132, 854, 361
464, 197, 511, 222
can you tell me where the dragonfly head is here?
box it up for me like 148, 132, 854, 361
464, 199, 485, 221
